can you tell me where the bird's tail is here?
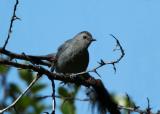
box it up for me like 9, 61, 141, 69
27, 53, 56, 61
85, 74, 120, 114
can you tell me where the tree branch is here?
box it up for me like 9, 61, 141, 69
3, 0, 19, 49
0, 59, 97, 87
0, 48, 52, 67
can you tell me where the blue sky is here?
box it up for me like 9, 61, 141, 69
1, 0, 160, 113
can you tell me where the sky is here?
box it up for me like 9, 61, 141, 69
1, 0, 160, 114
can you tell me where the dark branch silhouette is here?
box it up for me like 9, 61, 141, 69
3, 0, 19, 49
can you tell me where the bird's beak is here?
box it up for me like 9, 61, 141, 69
91, 38, 96, 42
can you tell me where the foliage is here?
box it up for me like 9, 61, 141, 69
58, 84, 80, 114
0, 65, 48, 114
0, 64, 10, 75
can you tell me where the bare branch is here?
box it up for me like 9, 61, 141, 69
0, 48, 52, 67
118, 105, 144, 113
3, 0, 19, 49
49, 78, 56, 114
110, 34, 125, 64
0, 74, 41, 113
118, 105, 160, 114
35, 95, 90, 102
0, 59, 97, 87
146, 98, 152, 114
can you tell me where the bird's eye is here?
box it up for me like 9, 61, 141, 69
83, 36, 87, 39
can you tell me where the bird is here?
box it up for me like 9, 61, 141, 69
53, 31, 120, 114
54, 31, 95, 73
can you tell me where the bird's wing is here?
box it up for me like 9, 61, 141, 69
46, 53, 56, 58
56, 39, 72, 57
27, 53, 56, 60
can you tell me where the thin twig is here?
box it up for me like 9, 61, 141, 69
3, 0, 19, 49
118, 105, 159, 114
50, 78, 56, 114
0, 74, 41, 113
36, 95, 89, 101
13, 105, 19, 114
118, 105, 144, 113
146, 98, 152, 114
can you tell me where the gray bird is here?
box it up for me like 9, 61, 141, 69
55, 31, 95, 73
54, 31, 120, 114
28, 31, 120, 114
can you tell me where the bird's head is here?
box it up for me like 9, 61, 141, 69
74, 31, 96, 49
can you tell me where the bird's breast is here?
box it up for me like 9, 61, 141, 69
55, 49, 89, 73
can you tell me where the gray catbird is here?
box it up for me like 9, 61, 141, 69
54, 31, 120, 114
54, 31, 95, 73
29, 31, 120, 114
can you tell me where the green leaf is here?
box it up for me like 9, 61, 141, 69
71, 85, 80, 97
58, 85, 80, 114
0, 64, 10, 74
19, 69, 34, 84
31, 83, 47, 94
32, 102, 46, 114
61, 101, 76, 114
8, 83, 21, 98
16, 96, 32, 113
113, 94, 135, 107
58, 87, 69, 97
